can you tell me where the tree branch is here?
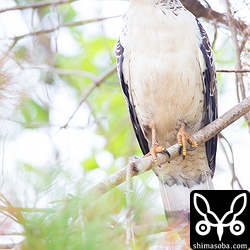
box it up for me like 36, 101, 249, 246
62, 65, 116, 128
7, 16, 119, 41
26, 65, 96, 80
0, 0, 77, 13
180, 0, 249, 35
86, 96, 250, 199
218, 133, 243, 190
224, 0, 250, 128
216, 69, 250, 73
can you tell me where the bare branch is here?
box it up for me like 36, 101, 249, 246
217, 69, 250, 73
125, 164, 135, 248
225, 0, 245, 100
62, 65, 117, 128
0, 0, 77, 13
0, 205, 55, 214
224, 0, 250, 128
27, 65, 96, 80
181, 0, 248, 35
0, 231, 23, 236
86, 96, 250, 199
6, 16, 119, 41
218, 133, 243, 190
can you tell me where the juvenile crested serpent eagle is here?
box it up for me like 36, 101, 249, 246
116, 0, 218, 229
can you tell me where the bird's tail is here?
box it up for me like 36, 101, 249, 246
158, 174, 213, 231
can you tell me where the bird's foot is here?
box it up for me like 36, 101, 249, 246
177, 122, 198, 159
144, 142, 166, 162
144, 123, 170, 162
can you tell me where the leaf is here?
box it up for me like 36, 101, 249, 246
21, 99, 49, 126
81, 156, 99, 171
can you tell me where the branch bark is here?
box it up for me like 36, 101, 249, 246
217, 69, 250, 73
180, 0, 249, 35
86, 96, 250, 199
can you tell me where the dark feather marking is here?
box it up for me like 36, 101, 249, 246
196, 18, 218, 175
116, 40, 149, 155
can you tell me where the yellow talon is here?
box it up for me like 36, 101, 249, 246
177, 122, 198, 159
144, 124, 166, 162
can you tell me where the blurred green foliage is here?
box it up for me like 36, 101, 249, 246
0, 1, 152, 249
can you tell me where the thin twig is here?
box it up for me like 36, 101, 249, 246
211, 22, 218, 49
0, 205, 55, 214
85, 96, 250, 199
181, 0, 248, 35
125, 164, 135, 249
0, 134, 7, 189
218, 134, 243, 190
224, 0, 246, 101
5, 16, 120, 41
224, 0, 250, 128
62, 65, 117, 128
0, 231, 24, 236
239, 31, 250, 52
216, 69, 250, 73
0, 192, 55, 225
27, 65, 96, 80
0, 0, 77, 13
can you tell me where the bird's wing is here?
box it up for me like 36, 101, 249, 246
116, 39, 149, 155
196, 19, 218, 174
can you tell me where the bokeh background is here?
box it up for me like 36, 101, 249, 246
0, 0, 249, 249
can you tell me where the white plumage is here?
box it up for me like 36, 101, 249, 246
116, 0, 217, 229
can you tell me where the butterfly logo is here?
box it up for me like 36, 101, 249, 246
193, 193, 247, 241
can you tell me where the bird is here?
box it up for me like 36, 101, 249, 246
116, 0, 218, 235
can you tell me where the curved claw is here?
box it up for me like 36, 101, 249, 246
144, 143, 167, 162
144, 124, 167, 162
164, 149, 171, 158
189, 147, 197, 151
177, 122, 198, 159
178, 145, 183, 156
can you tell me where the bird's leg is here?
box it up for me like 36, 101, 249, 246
144, 124, 166, 162
177, 122, 198, 159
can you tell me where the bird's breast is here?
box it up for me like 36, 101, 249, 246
121, 5, 206, 146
